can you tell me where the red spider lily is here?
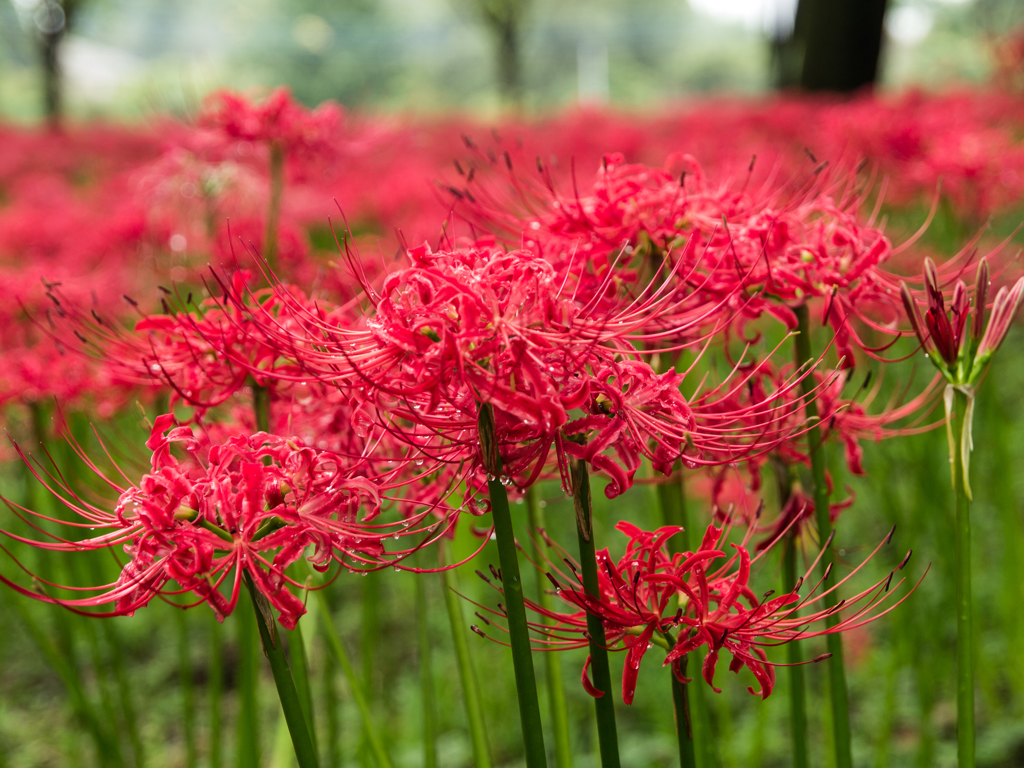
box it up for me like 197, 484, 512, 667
0, 414, 454, 628
57, 269, 346, 412
451, 148, 1005, 369
187, 241, 833, 498
199, 88, 342, 160
471, 517, 920, 704
753, 488, 853, 553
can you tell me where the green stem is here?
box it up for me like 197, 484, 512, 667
773, 460, 808, 768
244, 575, 319, 768
525, 486, 574, 768
671, 655, 697, 768
290, 622, 318, 758
793, 303, 852, 768
440, 539, 493, 768
952, 387, 975, 767
416, 554, 438, 768
264, 142, 285, 274
253, 384, 271, 434
176, 607, 198, 768
783, 538, 808, 768
656, 467, 715, 768
237, 589, 259, 768
307, 568, 394, 768
209, 613, 224, 768
571, 459, 620, 768
478, 404, 548, 768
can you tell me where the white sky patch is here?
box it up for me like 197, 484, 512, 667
688, 0, 799, 34
63, 36, 142, 101
886, 5, 935, 45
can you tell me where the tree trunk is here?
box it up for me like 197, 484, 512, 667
41, 25, 65, 127
797, 0, 889, 92
37, 0, 78, 129
494, 17, 522, 108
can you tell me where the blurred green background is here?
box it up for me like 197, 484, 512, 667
1, 0, 1023, 120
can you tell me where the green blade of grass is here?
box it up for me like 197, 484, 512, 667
440, 538, 493, 768
306, 566, 394, 768
525, 485, 573, 768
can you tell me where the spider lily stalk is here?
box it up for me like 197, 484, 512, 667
245, 573, 319, 768
571, 458, 621, 768
770, 461, 808, 768
653, 466, 710, 768
479, 402, 549, 768
900, 257, 1024, 768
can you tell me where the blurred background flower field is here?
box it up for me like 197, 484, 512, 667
2, 1, 1024, 768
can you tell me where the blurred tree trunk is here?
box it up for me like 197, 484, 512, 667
41, 27, 63, 126
775, 0, 889, 92
476, 0, 528, 109
771, 0, 811, 89
37, 0, 80, 129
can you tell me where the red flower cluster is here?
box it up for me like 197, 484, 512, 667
199, 87, 343, 160
1, 415, 454, 628
475, 519, 918, 704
